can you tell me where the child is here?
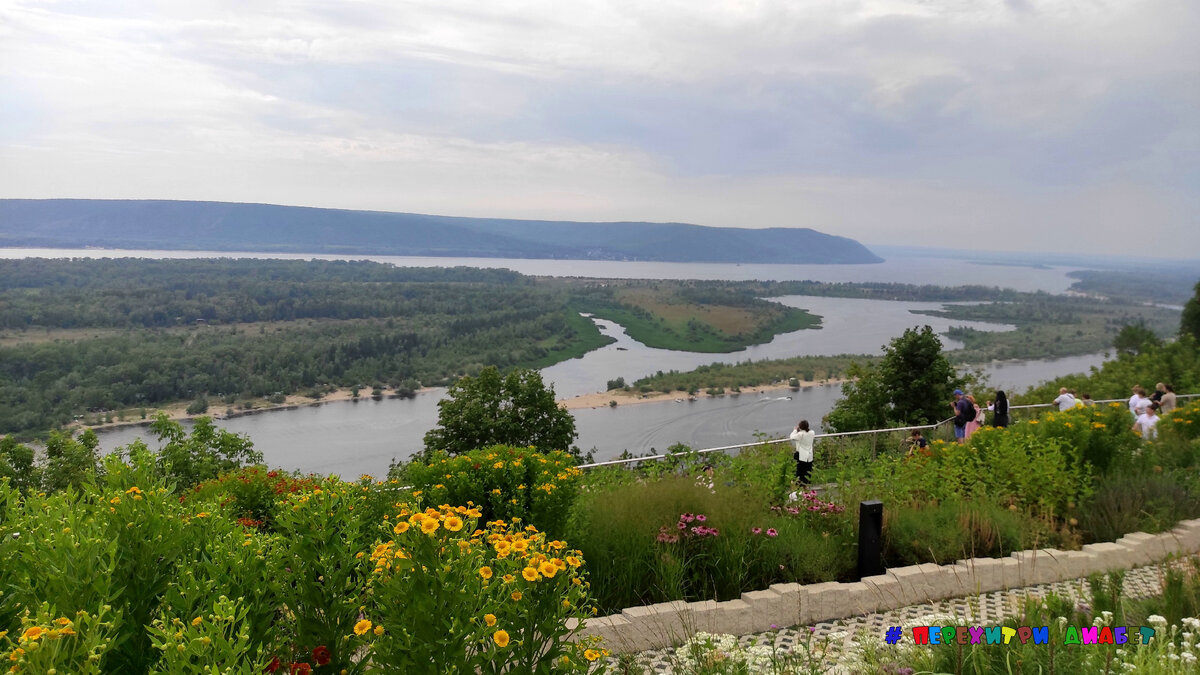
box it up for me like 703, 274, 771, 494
907, 429, 929, 457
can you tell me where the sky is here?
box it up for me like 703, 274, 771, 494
1, 0, 1198, 259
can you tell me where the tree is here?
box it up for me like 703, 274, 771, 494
1182, 279, 1200, 342
1114, 321, 1161, 356
424, 367, 577, 456
824, 326, 961, 432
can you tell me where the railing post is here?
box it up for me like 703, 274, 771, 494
857, 500, 884, 580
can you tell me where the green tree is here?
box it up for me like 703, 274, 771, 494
146, 413, 262, 487
423, 367, 578, 456
1182, 279, 1200, 342
824, 325, 961, 432
1114, 321, 1162, 356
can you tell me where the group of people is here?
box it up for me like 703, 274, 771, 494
951, 389, 1009, 443
1129, 382, 1177, 440
785, 382, 1181, 486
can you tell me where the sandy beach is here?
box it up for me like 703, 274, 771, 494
78, 378, 845, 434
557, 379, 844, 410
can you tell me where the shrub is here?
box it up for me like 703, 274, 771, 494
405, 446, 583, 537
364, 505, 604, 672
884, 499, 1053, 567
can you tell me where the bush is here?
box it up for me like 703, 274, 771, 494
566, 477, 855, 612
884, 499, 1054, 567
402, 445, 583, 538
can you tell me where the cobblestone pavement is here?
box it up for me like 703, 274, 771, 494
604, 558, 1190, 673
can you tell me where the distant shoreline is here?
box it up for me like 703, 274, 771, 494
79, 379, 847, 436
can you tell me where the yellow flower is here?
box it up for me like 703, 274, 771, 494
479, 566, 493, 580
444, 516, 464, 532
539, 561, 558, 578
58, 626, 76, 636
522, 567, 539, 582
354, 619, 372, 635
374, 625, 385, 636
502, 574, 515, 583
512, 539, 529, 552
585, 649, 602, 661
493, 630, 510, 648
421, 519, 439, 535
191, 617, 203, 627
484, 613, 497, 627
566, 556, 582, 568
393, 522, 409, 534
125, 486, 143, 495
20, 626, 44, 642
9, 648, 25, 661
511, 591, 523, 601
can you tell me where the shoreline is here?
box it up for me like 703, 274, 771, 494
78, 379, 847, 435
557, 379, 845, 410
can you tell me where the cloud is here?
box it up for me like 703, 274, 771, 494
1, 0, 1197, 258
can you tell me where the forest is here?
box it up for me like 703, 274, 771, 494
0, 258, 1188, 438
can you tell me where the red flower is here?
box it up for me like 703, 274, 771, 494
264, 657, 281, 673
289, 663, 312, 675
311, 646, 331, 666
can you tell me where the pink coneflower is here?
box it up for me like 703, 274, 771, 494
752, 527, 762, 535
766, 528, 778, 537
695, 514, 707, 522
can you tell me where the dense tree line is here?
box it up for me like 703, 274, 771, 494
0, 259, 528, 329
0, 260, 613, 436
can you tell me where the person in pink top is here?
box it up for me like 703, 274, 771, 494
964, 394, 983, 440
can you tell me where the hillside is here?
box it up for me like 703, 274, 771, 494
0, 199, 883, 264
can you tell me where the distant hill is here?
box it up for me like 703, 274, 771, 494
0, 199, 883, 264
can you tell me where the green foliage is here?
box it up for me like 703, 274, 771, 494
1183, 279, 1200, 342
145, 414, 263, 489
1114, 320, 1163, 355
0, 603, 117, 674
825, 325, 961, 431
0, 455, 603, 674
185, 395, 209, 415
403, 445, 583, 537
565, 476, 855, 612
365, 506, 603, 673
883, 499, 1052, 567
1019, 336, 1200, 407
424, 367, 578, 456
148, 595, 268, 674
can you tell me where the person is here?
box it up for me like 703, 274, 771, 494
965, 394, 983, 439
1151, 382, 1166, 405
991, 390, 1010, 427
907, 429, 929, 457
1080, 393, 1094, 406
951, 390, 973, 443
1053, 387, 1076, 412
1133, 406, 1160, 440
1161, 384, 1178, 415
1129, 386, 1150, 418
789, 419, 815, 486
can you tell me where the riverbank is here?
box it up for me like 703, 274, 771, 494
557, 378, 845, 410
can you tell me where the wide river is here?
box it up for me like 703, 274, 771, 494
4, 247, 1110, 475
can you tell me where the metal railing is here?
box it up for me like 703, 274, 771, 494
575, 393, 1199, 470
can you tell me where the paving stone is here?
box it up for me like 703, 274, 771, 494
594, 555, 1200, 673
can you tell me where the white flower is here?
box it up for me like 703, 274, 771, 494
1182, 618, 1200, 631
1149, 615, 1168, 627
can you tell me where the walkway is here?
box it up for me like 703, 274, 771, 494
604, 558, 1186, 673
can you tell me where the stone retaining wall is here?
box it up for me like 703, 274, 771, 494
575, 518, 1200, 654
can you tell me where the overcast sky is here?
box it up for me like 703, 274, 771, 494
1, 0, 1197, 258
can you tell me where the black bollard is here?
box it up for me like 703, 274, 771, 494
857, 500, 884, 580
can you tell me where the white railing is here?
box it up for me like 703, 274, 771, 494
575, 393, 1199, 470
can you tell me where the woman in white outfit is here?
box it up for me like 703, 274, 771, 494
789, 419, 816, 486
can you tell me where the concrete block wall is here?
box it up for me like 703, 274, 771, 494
578, 517, 1200, 654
